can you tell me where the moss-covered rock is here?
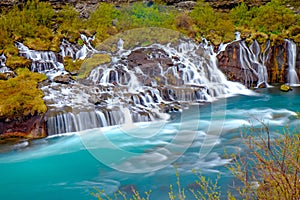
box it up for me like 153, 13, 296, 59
64, 56, 84, 75
6, 56, 31, 70
78, 54, 111, 79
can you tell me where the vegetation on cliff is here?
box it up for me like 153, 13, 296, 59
0, 0, 299, 124
0, 68, 47, 120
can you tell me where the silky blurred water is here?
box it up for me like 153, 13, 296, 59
1, 87, 300, 200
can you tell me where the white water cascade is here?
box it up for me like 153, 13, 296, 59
16, 34, 251, 135
60, 34, 99, 60
0, 54, 13, 74
239, 40, 270, 87
15, 34, 97, 77
15, 42, 65, 73
285, 39, 299, 86
43, 39, 250, 135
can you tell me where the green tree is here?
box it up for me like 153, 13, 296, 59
250, 0, 297, 34
87, 3, 120, 42
117, 2, 176, 31
230, 3, 251, 27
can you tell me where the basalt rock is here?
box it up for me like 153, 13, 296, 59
218, 41, 258, 87
217, 40, 300, 87
53, 73, 72, 84
0, 0, 273, 12
0, 115, 47, 139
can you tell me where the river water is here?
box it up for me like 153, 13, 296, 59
0, 87, 299, 199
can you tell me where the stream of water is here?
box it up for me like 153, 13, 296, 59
1, 87, 299, 200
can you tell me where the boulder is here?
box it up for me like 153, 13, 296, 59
280, 84, 292, 92
53, 73, 72, 84
0, 115, 47, 140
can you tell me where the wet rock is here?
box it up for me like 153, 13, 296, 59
0, 72, 15, 80
53, 73, 72, 84
217, 40, 300, 87
175, 1, 196, 10
280, 84, 292, 92
257, 82, 267, 88
0, 115, 46, 139
218, 41, 258, 87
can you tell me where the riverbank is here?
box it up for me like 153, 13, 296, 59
0, 0, 299, 139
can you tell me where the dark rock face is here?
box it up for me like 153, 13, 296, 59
218, 41, 258, 87
0, 115, 46, 138
0, 0, 271, 10
217, 40, 300, 86
206, 0, 270, 11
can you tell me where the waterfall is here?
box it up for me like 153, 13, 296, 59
14, 33, 251, 135
60, 34, 99, 60
15, 34, 98, 76
0, 54, 13, 74
15, 41, 65, 74
285, 39, 299, 86
238, 40, 270, 87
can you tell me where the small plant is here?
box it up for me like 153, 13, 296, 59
91, 187, 151, 200
228, 123, 300, 200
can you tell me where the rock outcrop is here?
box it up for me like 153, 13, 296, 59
0, 0, 273, 14
217, 40, 300, 87
0, 115, 46, 139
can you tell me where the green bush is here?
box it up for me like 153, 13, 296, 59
0, 0, 55, 50
250, 0, 297, 34
230, 3, 251, 27
189, 0, 235, 43
230, 0, 298, 35
0, 68, 47, 120
117, 2, 176, 31
56, 5, 85, 43
87, 3, 119, 42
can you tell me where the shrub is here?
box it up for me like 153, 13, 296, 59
0, 68, 47, 120
56, 5, 85, 43
228, 124, 300, 200
0, 0, 55, 51
87, 3, 119, 42
189, 0, 235, 43
250, 0, 297, 34
230, 3, 251, 27
117, 2, 176, 31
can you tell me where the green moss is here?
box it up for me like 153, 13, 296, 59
117, 2, 176, 31
64, 56, 84, 74
0, 68, 47, 120
96, 27, 181, 52
6, 56, 31, 70
78, 54, 111, 79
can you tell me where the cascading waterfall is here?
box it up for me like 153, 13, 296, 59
15, 34, 97, 76
16, 33, 250, 135
50, 39, 246, 136
285, 39, 299, 86
238, 40, 270, 87
0, 54, 13, 74
15, 42, 65, 73
60, 34, 99, 60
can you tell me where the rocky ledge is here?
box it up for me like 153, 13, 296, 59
218, 40, 300, 87
0, 115, 46, 140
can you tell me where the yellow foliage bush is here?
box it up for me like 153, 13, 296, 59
0, 68, 47, 120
